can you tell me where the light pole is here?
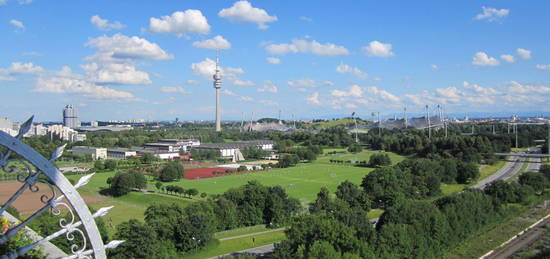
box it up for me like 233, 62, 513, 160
351, 112, 358, 143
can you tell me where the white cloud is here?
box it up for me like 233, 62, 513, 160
90, 15, 125, 31
307, 92, 321, 105
148, 9, 210, 37
0, 0, 6, 5
366, 87, 400, 103
34, 67, 136, 100
257, 80, 278, 93
323, 80, 335, 86
330, 85, 363, 97
218, 1, 277, 30
266, 57, 281, 64
221, 89, 237, 96
500, 54, 515, 63
190, 58, 251, 86
463, 81, 499, 95
516, 48, 531, 60
431, 64, 439, 71
2, 62, 43, 75
0, 75, 15, 81
475, 6, 509, 22
362, 41, 394, 57
507, 81, 550, 94
161, 86, 191, 94
266, 39, 349, 56
435, 87, 462, 103
336, 63, 368, 79
287, 78, 317, 92
472, 52, 499, 66
18, 0, 32, 4
536, 64, 550, 71
240, 96, 253, 102
82, 62, 151, 85
9, 19, 24, 30
345, 103, 357, 109
299, 16, 313, 22
192, 35, 231, 50
186, 79, 200, 85
86, 34, 173, 61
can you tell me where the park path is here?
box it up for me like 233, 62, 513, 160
209, 244, 276, 259
218, 227, 286, 241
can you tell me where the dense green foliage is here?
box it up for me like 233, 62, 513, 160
159, 162, 184, 182
347, 144, 363, 153
106, 169, 147, 196
191, 149, 221, 161
367, 153, 391, 167
241, 147, 269, 160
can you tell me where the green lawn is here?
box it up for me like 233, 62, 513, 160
214, 225, 269, 239
183, 229, 286, 259
165, 149, 405, 205
479, 160, 506, 181
66, 172, 194, 229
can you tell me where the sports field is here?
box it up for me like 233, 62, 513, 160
170, 149, 406, 204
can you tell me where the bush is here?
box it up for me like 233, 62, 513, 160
347, 144, 363, 153
368, 153, 391, 167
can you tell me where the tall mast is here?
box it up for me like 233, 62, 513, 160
213, 50, 222, 132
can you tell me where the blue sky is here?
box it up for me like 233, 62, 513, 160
1, 0, 550, 122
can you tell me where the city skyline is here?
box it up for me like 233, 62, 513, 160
1, 1, 550, 122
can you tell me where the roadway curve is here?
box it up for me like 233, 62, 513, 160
474, 155, 526, 190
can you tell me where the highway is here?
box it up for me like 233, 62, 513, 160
473, 155, 526, 190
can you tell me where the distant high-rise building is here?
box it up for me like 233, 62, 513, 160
63, 105, 80, 128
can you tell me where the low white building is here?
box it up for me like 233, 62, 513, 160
143, 138, 201, 153
71, 146, 107, 160
107, 148, 137, 160
194, 140, 274, 159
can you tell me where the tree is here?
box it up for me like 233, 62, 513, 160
541, 164, 550, 180
94, 160, 105, 170
519, 172, 547, 193
109, 172, 134, 196
306, 241, 342, 259
335, 181, 369, 210
155, 182, 163, 192
159, 162, 184, 182
456, 162, 479, 184
104, 159, 118, 170
309, 187, 332, 213
129, 169, 147, 189
201, 192, 207, 198
278, 154, 300, 168
347, 144, 363, 154
140, 153, 158, 164
188, 188, 199, 197
368, 153, 391, 167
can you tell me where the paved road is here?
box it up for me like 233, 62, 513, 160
526, 157, 542, 173
485, 215, 550, 259
210, 244, 275, 259
218, 227, 286, 241
474, 155, 525, 190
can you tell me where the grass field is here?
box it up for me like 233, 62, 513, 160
183, 229, 286, 259
168, 149, 406, 204
479, 160, 506, 181
66, 172, 194, 229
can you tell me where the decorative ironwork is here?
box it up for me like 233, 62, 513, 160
0, 116, 123, 258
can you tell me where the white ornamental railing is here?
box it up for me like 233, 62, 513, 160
0, 116, 123, 259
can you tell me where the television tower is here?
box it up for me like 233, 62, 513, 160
213, 50, 222, 132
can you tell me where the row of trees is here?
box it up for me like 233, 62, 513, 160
162, 185, 199, 198
94, 159, 118, 171
109, 181, 301, 258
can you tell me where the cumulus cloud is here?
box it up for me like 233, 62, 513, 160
218, 1, 277, 29
472, 52, 499, 66
2, 62, 43, 75
257, 80, 278, 93
87, 34, 173, 61
266, 57, 281, 64
475, 6, 509, 22
516, 48, 531, 60
186, 79, 200, 85
34, 67, 136, 100
431, 64, 439, 71
463, 81, 499, 95
536, 64, 550, 71
330, 85, 363, 97
336, 63, 368, 79
299, 16, 313, 22
307, 92, 321, 105
507, 81, 550, 94
9, 19, 24, 30
82, 62, 151, 85
435, 87, 462, 103
362, 41, 394, 57
240, 96, 253, 102
287, 78, 318, 92
500, 54, 515, 63
265, 39, 349, 56
148, 10, 210, 36
161, 86, 191, 94
190, 58, 252, 86
192, 35, 231, 50
323, 80, 335, 86
90, 15, 125, 31
366, 86, 400, 103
